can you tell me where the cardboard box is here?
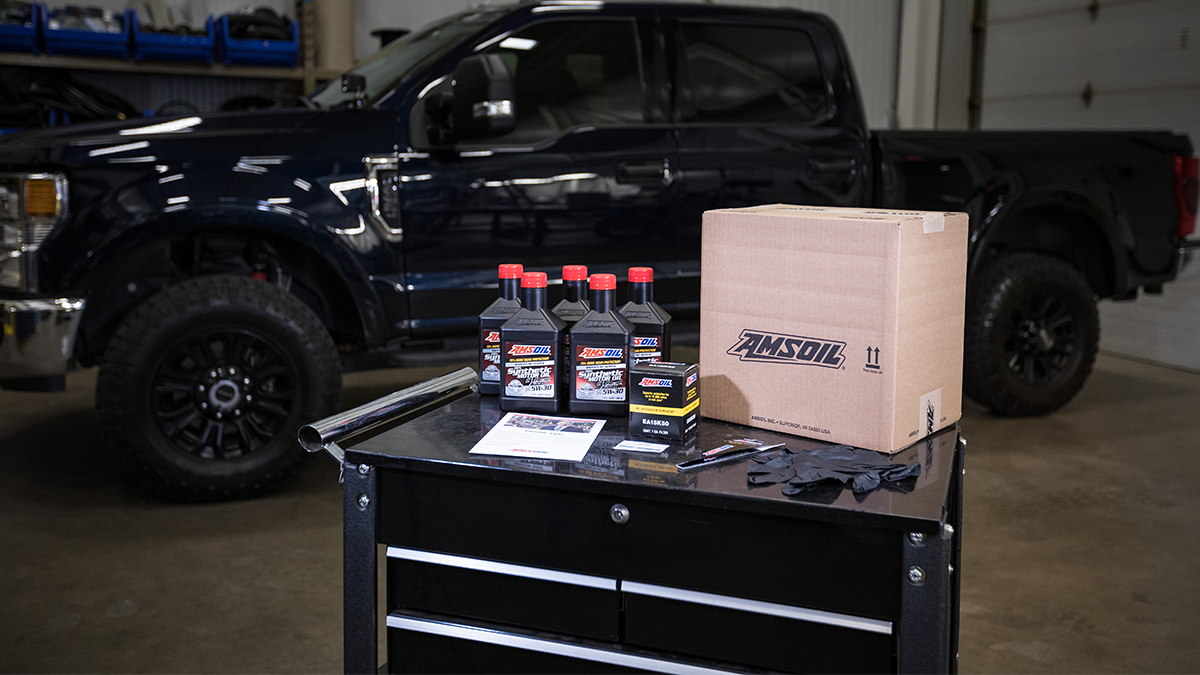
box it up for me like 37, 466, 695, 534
699, 205, 967, 454
629, 361, 700, 440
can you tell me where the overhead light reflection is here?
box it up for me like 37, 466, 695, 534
238, 156, 291, 165
329, 178, 372, 206
119, 116, 202, 136
473, 32, 510, 52
330, 215, 367, 236
233, 162, 268, 175
107, 156, 157, 164
498, 37, 538, 50
532, 4, 602, 12
89, 141, 150, 157
166, 196, 189, 205
417, 75, 449, 99
480, 172, 599, 188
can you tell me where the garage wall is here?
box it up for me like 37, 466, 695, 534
980, 0, 1200, 371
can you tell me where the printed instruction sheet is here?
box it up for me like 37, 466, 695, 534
469, 412, 606, 462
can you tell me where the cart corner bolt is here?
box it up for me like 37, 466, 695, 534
907, 566, 926, 585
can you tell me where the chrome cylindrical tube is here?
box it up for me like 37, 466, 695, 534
298, 366, 477, 453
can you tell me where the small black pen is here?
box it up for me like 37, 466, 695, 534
676, 442, 785, 471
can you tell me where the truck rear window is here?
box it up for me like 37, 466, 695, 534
680, 23, 829, 125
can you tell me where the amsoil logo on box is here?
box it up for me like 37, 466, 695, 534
685, 373, 697, 387
484, 331, 500, 343
639, 378, 673, 387
579, 347, 624, 359
727, 329, 846, 368
508, 344, 552, 356
632, 337, 659, 347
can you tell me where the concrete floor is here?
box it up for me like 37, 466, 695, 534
1, 349, 1198, 673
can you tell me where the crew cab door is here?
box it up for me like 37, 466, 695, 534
666, 17, 871, 267
399, 16, 679, 334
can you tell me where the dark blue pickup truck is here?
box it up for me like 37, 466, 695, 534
1, 1, 1196, 499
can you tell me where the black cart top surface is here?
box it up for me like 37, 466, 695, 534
347, 394, 959, 532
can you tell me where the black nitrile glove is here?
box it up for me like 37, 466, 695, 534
748, 444, 920, 496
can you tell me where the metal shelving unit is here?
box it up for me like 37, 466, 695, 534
0, 51, 341, 82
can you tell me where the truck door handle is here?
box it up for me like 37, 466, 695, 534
810, 157, 857, 176
618, 159, 672, 185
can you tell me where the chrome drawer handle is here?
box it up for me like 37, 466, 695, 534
610, 503, 630, 525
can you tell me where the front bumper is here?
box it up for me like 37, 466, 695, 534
1, 296, 85, 387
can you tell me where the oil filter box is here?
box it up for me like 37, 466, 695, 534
699, 205, 968, 454
629, 362, 699, 440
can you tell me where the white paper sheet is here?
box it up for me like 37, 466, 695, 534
469, 412, 606, 462
613, 440, 671, 453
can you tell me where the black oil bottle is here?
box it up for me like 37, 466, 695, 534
500, 272, 567, 413
569, 273, 634, 416
552, 265, 590, 406
619, 267, 672, 364
478, 263, 523, 395
552, 264, 591, 328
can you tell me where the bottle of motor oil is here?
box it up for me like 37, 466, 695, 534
479, 263, 523, 395
500, 272, 567, 413
569, 273, 634, 416
552, 265, 591, 328
619, 267, 672, 365
552, 265, 590, 406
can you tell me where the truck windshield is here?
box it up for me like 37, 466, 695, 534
308, 7, 505, 108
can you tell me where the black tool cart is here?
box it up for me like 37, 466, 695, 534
302, 368, 963, 674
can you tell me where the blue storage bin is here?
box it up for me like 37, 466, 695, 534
0, 2, 42, 54
133, 13, 213, 63
44, 5, 131, 59
217, 14, 296, 67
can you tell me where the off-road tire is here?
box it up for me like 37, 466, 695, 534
97, 276, 342, 501
964, 252, 1099, 416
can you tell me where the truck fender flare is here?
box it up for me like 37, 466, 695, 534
967, 184, 1124, 297
69, 206, 388, 356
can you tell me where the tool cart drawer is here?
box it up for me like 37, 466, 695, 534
387, 547, 620, 642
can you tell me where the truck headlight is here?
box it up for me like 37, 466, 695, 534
0, 173, 69, 292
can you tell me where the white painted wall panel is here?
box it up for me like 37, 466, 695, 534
984, 2, 1199, 101
981, 0, 1200, 371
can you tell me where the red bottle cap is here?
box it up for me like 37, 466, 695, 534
498, 263, 524, 279
562, 265, 588, 281
590, 273, 617, 290
629, 267, 654, 283
521, 272, 548, 288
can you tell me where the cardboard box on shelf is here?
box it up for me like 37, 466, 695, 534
698, 205, 968, 454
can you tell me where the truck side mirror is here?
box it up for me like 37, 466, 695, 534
451, 54, 516, 140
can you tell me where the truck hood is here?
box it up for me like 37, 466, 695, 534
0, 108, 332, 164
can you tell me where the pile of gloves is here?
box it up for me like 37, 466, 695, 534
748, 444, 920, 497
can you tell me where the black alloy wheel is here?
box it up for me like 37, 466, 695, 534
964, 252, 1099, 416
98, 275, 342, 501
1001, 291, 1079, 387
151, 328, 296, 461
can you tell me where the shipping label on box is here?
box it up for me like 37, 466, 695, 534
699, 205, 967, 454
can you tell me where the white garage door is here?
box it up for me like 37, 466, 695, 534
981, 0, 1200, 371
